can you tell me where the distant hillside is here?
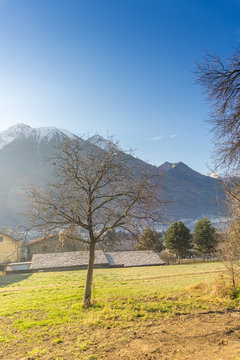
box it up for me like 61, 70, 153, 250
0, 124, 224, 229
158, 161, 224, 220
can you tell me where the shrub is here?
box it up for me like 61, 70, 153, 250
230, 286, 240, 299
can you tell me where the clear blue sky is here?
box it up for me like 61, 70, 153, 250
0, 0, 239, 174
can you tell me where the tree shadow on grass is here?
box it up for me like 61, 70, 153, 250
0, 273, 32, 288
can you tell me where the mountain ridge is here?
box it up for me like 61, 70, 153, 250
0, 124, 225, 228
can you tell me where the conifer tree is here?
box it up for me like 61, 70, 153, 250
193, 217, 217, 261
165, 221, 192, 263
137, 227, 164, 253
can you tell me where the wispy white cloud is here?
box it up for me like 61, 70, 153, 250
148, 133, 179, 142
149, 135, 164, 141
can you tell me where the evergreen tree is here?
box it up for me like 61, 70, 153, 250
193, 217, 218, 261
165, 221, 192, 263
137, 227, 164, 253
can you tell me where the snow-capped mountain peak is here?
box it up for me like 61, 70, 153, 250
29, 126, 75, 142
8, 123, 32, 133
0, 124, 75, 150
0, 123, 32, 150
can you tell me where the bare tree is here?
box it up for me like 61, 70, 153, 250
218, 228, 240, 287
216, 178, 240, 287
25, 136, 163, 307
159, 249, 176, 265
196, 50, 240, 284
196, 50, 240, 170
218, 186, 240, 286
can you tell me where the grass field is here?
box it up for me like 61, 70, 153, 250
0, 262, 239, 359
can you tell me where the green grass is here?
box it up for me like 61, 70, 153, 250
0, 262, 238, 351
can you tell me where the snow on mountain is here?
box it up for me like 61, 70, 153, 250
0, 123, 75, 150
87, 134, 111, 149
0, 123, 31, 149
0, 123, 226, 227
26, 126, 75, 142
209, 172, 219, 179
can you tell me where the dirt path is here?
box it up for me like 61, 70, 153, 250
1, 310, 240, 359
106, 310, 240, 360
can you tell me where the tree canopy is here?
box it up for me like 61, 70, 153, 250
165, 221, 192, 263
196, 50, 240, 170
25, 136, 163, 307
196, 47, 240, 286
136, 227, 164, 253
193, 217, 217, 261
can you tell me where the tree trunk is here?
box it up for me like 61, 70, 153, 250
231, 264, 236, 288
203, 254, 206, 263
178, 255, 181, 264
83, 241, 96, 308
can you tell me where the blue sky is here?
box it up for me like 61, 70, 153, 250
0, 0, 240, 174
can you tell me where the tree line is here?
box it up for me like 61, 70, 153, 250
136, 217, 218, 264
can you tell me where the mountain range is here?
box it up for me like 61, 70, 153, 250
0, 123, 224, 229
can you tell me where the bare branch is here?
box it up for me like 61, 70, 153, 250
195, 50, 240, 170
24, 135, 165, 307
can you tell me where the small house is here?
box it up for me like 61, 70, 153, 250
28, 232, 85, 258
0, 230, 21, 263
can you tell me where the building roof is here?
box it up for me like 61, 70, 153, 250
31, 250, 109, 270
105, 250, 165, 267
30, 250, 165, 270
28, 233, 57, 245
0, 229, 21, 242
